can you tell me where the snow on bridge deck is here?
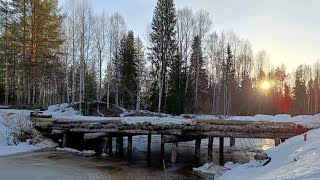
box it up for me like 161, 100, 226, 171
31, 117, 309, 139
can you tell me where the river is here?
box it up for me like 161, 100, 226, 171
0, 136, 275, 180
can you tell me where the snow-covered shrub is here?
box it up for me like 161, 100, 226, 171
0, 112, 35, 145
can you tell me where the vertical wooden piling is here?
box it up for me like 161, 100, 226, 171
62, 133, 68, 148
195, 139, 201, 164
101, 138, 108, 154
161, 134, 165, 156
147, 134, 152, 153
230, 137, 235, 147
128, 135, 133, 158
208, 137, 213, 161
219, 137, 224, 166
116, 136, 124, 156
107, 136, 113, 157
171, 142, 178, 163
274, 138, 281, 146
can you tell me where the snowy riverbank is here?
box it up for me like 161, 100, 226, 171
0, 111, 56, 156
215, 128, 320, 179
0, 103, 320, 179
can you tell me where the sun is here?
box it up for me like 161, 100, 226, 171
261, 81, 271, 91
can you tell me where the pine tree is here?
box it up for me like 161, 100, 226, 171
149, 0, 177, 113
3, 0, 64, 105
189, 35, 207, 113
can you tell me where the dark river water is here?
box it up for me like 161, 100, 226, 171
0, 136, 275, 180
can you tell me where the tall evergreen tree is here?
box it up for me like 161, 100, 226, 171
119, 31, 137, 109
293, 65, 307, 114
189, 35, 207, 113
167, 51, 184, 114
149, 0, 177, 113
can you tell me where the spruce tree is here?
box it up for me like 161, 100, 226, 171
189, 35, 207, 113
293, 66, 306, 114
167, 51, 184, 114
119, 31, 137, 109
149, 0, 177, 113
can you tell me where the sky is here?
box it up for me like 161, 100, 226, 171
59, 0, 320, 71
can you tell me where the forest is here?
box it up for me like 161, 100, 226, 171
0, 0, 319, 116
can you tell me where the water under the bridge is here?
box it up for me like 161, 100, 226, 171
0, 136, 275, 180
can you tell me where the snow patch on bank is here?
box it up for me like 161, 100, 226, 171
0, 111, 57, 156
218, 128, 320, 180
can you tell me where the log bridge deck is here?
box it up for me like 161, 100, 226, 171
31, 117, 309, 165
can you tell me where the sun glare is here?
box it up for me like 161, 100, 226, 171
261, 81, 271, 91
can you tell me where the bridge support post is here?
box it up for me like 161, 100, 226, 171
230, 137, 235, 147
219, 137, 224, 165
208, 137, 213, 161
101, 138, 108, 154
116, 136, 124, 156
107, 136, 113, 157
161, 134, 165, 156
195, 138, 201, 164
280, 138, 286, 143
62, 133, 69, 148
171, 142, 178, 163
274, 138, 281, 146
147, 134, 152, 154
128, 135, 133, 159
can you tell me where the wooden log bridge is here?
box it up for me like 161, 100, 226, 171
31, 117, 309, 165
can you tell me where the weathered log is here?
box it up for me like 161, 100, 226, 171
51, 130, 65, 135
254, 153, 269, 160
162, 135, 206, 143
84, 133, 108, 141
183, 131, 298, 139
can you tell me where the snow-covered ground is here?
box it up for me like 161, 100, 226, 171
216, 128, 320, 180
0, 111, 56, 156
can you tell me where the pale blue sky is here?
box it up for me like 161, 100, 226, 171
59, 0, 320, 70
